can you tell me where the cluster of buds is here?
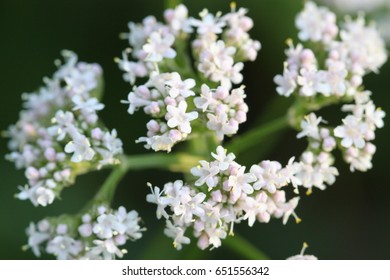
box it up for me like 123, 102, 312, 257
117, 4, 260, 152
5, 51, 123, 206
25, 205, 143, 259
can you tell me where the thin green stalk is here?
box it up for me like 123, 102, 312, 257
124, 153, 202, 173
226, 115, 289, 156
224, 233, 269, 260
84, 152, 201, 212
164, 0, 182, 9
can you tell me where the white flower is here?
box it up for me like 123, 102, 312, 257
48, 110, 75, 141
26, 222, 50, 257
166, 101, 198, 134
364, 101, 385, 129
274, 65, 297, 97
143, 31, 177, 62
164, 4, 192, 34
194, 84, 217, 112
228, 166, 256, 197
64, 134, 95, 162
165, 72, 196, 98
146, 185, 171, 219
191, 160, 220, 190
164, 220, 190, 250
297, 113, 323, 140
35, 186, 55, 207
211, 145, 236, 171
240, 193, 268, 227
93, 213, 124, 239
334, 115, 368, 149
46, 235, 82, 260
174, 192, 206, 223
206, 112, 238, 140
250, 161, 285, 193
190, 9, 226, 35
72, 95, 104, 113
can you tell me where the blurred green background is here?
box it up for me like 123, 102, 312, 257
1, 0, 389, 259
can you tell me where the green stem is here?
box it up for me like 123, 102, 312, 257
124, 153, 202, 173
84, 152, 202, 212
224, 233, 269, 260
226, 115, 289, 156
164, 0, 182, 9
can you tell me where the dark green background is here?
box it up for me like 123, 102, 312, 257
1, 0, 389, 259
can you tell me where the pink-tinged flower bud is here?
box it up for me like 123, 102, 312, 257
136, 85, 151, 99
351, 75, 363, 87
37, 219, 50, 232
146, 102, 161, 115
365, 143, 376, 154
23, 123, 37, 137
214, 87, 229, 99
39, 167, 48, 177
168, 129, 182, 142
300, 49, 315, 66
194, 220, 205, 233
61, 169, 71, 179
25, 167, 40, 181
346, 147, 359, 158
56, 224, 68, 235
365, 130, 375, 141
164, 9, 175, 23
146, 120, 160, 133
197, 234, 209, 250
211, 190, 223, 202
115, 234, 127, 246
164, 96, 177, 106
78, 223, 92, 237
235, 110, 247, 123
323, 137, 336, 151
56, 152, 66, 162
44, 147, 57, 161
257, 212, 271, 223
240, 17, 253, 31
91, 127, 103, 140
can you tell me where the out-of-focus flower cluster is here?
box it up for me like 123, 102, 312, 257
26, 205, 143, 259
5, 51, 123, 206
147, 146, 302, 250
117, 4, 260, 152
318, 0, 390, 43
274, 2, 386, 177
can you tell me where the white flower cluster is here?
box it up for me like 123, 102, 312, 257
147, 146, 301, 250
275, 2, 387, 98
117, 4, 260, 152
275, 2, 386, 179
194, 84, 248, 140
5, 51, 123, 207
25, 205, 143, 259
124, 71, 198, 152
336, 91, 385, 171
